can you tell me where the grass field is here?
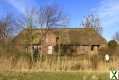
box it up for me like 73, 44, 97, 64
0, 71, 109, 80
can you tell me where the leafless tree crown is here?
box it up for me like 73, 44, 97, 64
81, 14, 102, 34
113, 31, 119, 41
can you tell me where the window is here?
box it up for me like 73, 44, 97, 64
48, 46, 53, 54
91, 45, 94, 51
56, 37, 59, 42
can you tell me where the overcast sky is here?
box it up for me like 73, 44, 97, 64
0, 0, 119, 41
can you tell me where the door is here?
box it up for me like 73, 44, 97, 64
48, 46, 53, 54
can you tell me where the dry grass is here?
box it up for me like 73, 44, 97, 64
0, 55, 118, 72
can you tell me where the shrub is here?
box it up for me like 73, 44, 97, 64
108, 40, 117, 49
71, 64, 81, 70
54, 44, 73, 56
90, 54, 99, 69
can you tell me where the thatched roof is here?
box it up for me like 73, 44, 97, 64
62, 28, 106, 45
13, 28, 42, 45
13, 28, 107, 46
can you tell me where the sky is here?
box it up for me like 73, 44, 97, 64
0, 0, 119, 41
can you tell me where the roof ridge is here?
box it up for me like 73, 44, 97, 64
24, 27, 95, 30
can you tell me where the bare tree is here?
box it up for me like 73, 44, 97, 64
35, 4, 69, 55
23, 8, 39, 64
81, 14, 102, 34
113, 31, 119, 42
12, 4, 68, 67
0, 21, 7, 41
34, 4, 69, 70
0, 14, 14, 42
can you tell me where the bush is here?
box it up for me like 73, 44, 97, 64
98, 41, 119, 61
99, 46, 110, 55
54, 44, 73, 56
90, 54, 99, 69
71, 64, 81, 70
108, 40, 117, 49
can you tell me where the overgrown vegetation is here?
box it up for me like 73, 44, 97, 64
54, 44, 73, 56
99, 40, 119, 57
108, 40, 118, 49
0, 38, 119, 71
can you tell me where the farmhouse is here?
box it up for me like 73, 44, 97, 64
13, 28, 106, 56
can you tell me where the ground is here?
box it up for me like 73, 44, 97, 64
0, 71, 109, 80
